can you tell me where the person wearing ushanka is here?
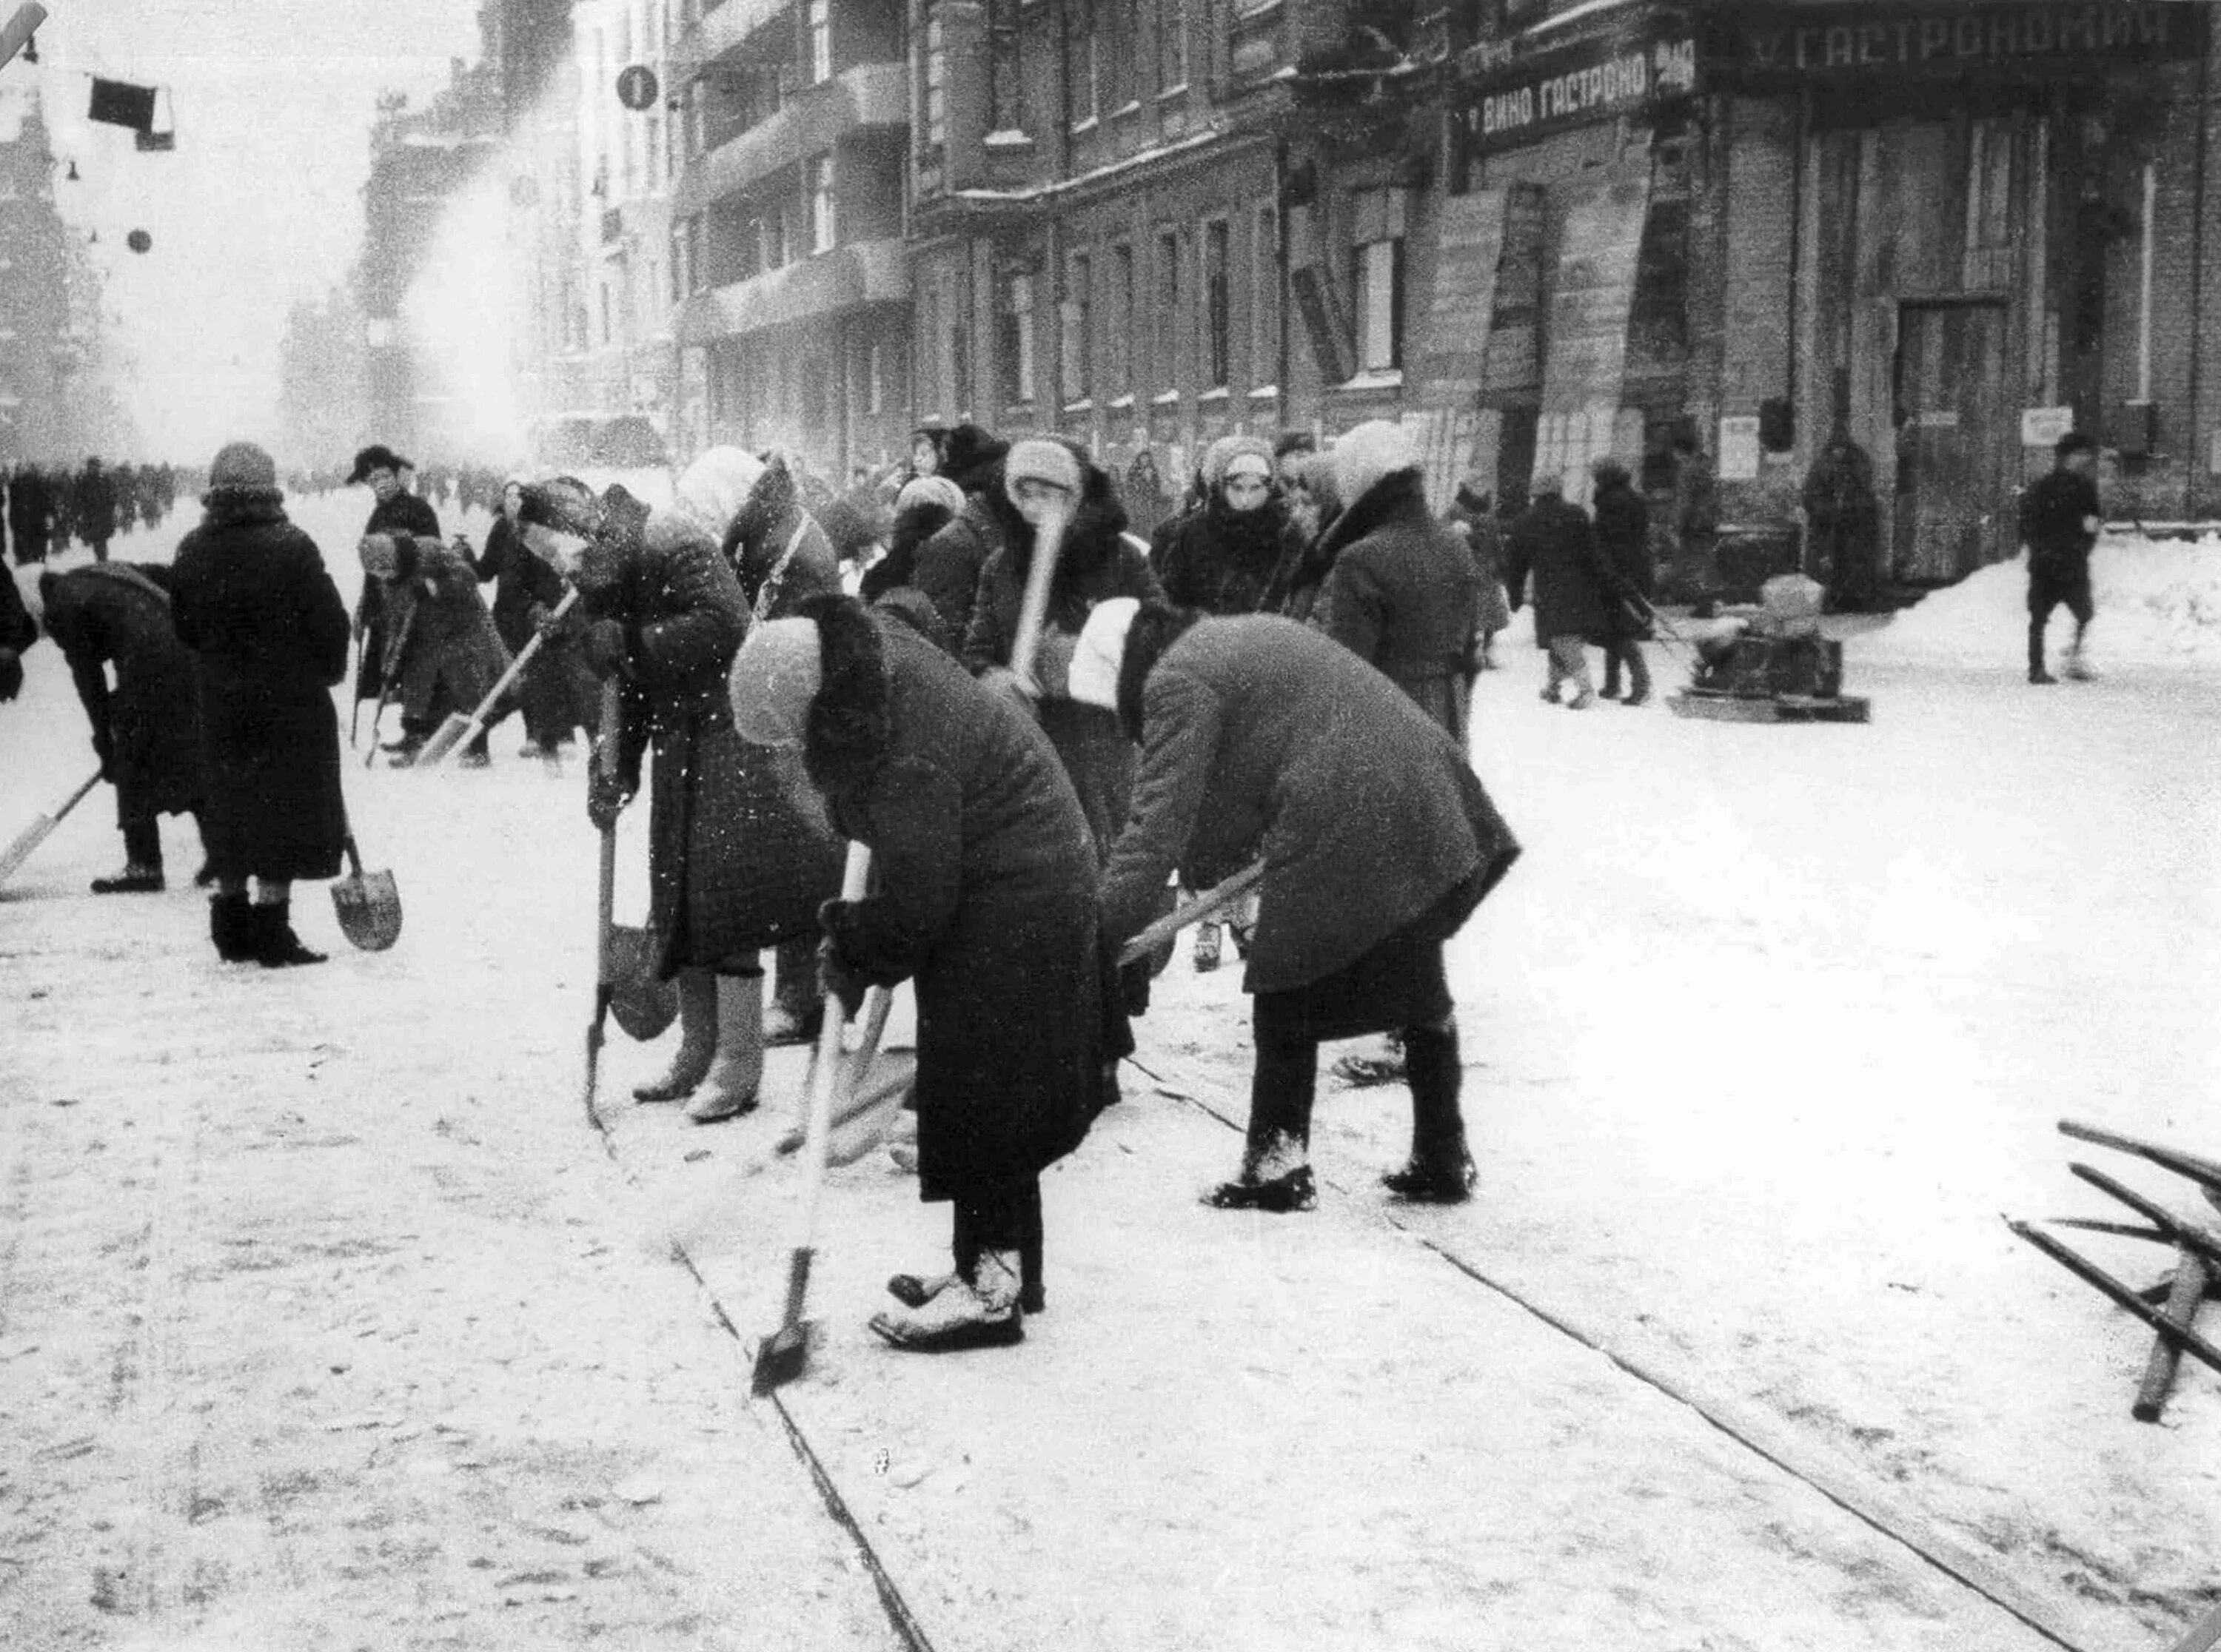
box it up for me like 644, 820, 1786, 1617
1082, 600, 1521, 1211
347, 443, 441, 741
169, 442, 352, 967
962, 436, 1165, 859
728, 593, 1120, 1352
910, 422, 1012, 643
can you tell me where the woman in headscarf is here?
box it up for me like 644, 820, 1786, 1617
728, 592, 1121, 1350
476, 475, 596, 758
859, 474, 964, 635
1151, 434, 1291, 619
168, 442, 352, 966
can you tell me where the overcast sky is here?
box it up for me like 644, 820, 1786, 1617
3, 0, 483, 460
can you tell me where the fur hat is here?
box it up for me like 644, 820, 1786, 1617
1330, 420, 1418, 505
347, 443, 412, 485
1003, 437, 1084, 499
674, 446, 767, 540
1591, 456, 1632, 489
941, 423, 1011, 492
1068, 596, 1142, 711
1202, 434, 1275, 494
205, 440, 278, 497
895, 474, 964, 517
728, 617, 823, 748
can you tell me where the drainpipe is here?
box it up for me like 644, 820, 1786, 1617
2188, 33, 2211, 516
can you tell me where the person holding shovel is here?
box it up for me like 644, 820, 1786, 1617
347, 444, 440, 752
728, 591, 1120, 1351
169, 442, 352, 967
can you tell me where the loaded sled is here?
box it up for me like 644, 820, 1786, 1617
1666, 576, 1870, 725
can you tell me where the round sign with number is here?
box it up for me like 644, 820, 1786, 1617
615, 64, 659, 112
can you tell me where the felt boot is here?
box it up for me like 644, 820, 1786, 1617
1381, 1023, 1476, 1203
634, 969, 717, 1102
252, 899, 327, 968
684, 973, 763, 1123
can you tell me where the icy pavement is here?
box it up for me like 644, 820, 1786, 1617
2, 507, 2219, 1648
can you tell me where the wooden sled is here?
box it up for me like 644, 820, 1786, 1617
1668, 688, 1872, 724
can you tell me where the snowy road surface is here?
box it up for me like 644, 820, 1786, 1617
1, 503, 2217, 1649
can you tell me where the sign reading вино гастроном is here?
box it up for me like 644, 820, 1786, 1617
1455, 20, 1698, 156
1724, 1, 2204, 79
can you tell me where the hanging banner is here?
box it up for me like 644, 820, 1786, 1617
1535, 164, 1650, 501
1455, 16, 1700, 157
88, 77, 157, 132
1411, 189, 1512, 409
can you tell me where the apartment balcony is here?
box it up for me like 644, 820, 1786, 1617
673, 0, 793, 79
677, 237, 908, 344
671, 61, 907, 219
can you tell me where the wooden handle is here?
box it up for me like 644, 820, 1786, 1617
1008, 503, 1068, 686
1118, 860, 1265, 967
2133, 1248, 2211, 1423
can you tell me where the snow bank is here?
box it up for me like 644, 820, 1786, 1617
1863, 534, 2221, 668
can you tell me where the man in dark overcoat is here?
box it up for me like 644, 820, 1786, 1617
729, 593, 1122, 1351
2020, 430, 2103, 685
38, 563, 208, 892
169, 442, 352, 967
1501, 471, 1614, 709
1589, 457, 1655, 705
348, 443, 443, 743
72, 458, 118, 560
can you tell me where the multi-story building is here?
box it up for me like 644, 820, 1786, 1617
0, 95, 86, 465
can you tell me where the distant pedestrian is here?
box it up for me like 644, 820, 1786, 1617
1590, 457, 1655, 706
1445, 477, 1513, 672
0, 561, 36, 700
2020, 431, 2102, 685
169, 442, 352, 967
72, 458, 118, 561
1501, 471, 1613, 709
39, 563, 209, 893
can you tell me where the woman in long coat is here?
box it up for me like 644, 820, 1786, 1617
169, 442, 352, 967
364, 531, 511, 766
1501, 471, 1614, 708
729, 592, 1118, 1352
1079, 603, 1521, 1210
477, 477, 594, 756
961, 437, 1165, 859
38, 563, 208, 893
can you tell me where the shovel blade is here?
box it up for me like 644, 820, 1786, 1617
607, 924, 678, 1041
332, 867, 403, 951
409, 713, 474, 770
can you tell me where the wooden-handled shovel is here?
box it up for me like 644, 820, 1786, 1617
413, 587, 582, 768
0, 768, 102, 890
329, 831, 403, 950
583, 678, 623, 1125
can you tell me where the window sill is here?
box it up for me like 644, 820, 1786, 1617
1157, 82, 1190, 102
1336, 368, 1404, 392
1111, 100, 1145, 119
1063, 398, 1096, 414
1199, 386, 1230, 403
1152, 389, 1182, 406
1249, 383, 1280, 398
983, 129, 1035, 150
1108, 394, 1136, 410
1069, 116, 1100, 135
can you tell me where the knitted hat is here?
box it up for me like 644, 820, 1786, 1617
347, 443, 412, 485
205, 440, 278, 495
1202, 434, 1274, 492
1330, 420, 1418, 505
1068, 596, 1141, 711
674, 446, 767, 540
728, 617, 823, 748
941, 423, 1011, 491
895, 474, 964, 517
1003, 437, 1083, 498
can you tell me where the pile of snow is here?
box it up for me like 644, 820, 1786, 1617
1863, 533, 2221, 668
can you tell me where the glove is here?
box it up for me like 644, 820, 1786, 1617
0, 646, 19, 702
815, 930, 868, 1021
586, 764, 633, 831
583, 618, 629, 678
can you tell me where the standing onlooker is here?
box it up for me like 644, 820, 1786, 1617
911, 423, 1011, 643
9, 464, 53, 565
1153, 434, 1290, 619
39, 563, 209, 893
1669, 426, 1719, 597
1083, 604, 1521, 1210
1501, 471, 1612, 709
1264, 450, 1345, 622
730, 594, 1119, 1349
907, 424, 949, 482
349, 444, 442, 742
2020, 430, 2103, 684
169, 442, 352, 967
1590, 457, 1655, 706
1802, 417, 1879, 614
1122, 449, 1173, 545
73, 458, 119, 561
860, 474, 964, 639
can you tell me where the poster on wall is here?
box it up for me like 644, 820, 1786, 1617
1411, 189, 1512, 409
1718, 414, 1762, 481
1534, 162, 1650, 502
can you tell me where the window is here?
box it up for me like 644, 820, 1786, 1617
1116, 0, 1143, 106
1061, 252, 1093, 402
1155, 229, 1182, 389
1068, 0, 1099, 126
1110, 243, 1136, 393
999, 269, 1037, 406
1250, 204, 1278, 384
810, 156, 837, 253
989, 0, 1024, 130
923, 7, 948, 149
763, 206, 791, 272
1352, 235, 1404, 373
865, 340, 885, 415
1628, 198, 1689, 363
1202, 219, 1230, 390
808, 0, 832, 83
1157, 0, 1187, 90
672, 220, 695, 299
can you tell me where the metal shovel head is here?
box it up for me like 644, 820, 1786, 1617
607, 924, 677, 1041
409, 712, 475, 769
331, 864, 403, 951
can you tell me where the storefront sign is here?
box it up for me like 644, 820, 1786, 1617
1458, 19, 1699, 155
2021, 406, 2074, 446
1721, 2, 2205, 81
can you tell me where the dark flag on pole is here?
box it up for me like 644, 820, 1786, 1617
88, 77, 157, 132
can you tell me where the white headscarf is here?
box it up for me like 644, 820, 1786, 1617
728, 617, 823, 748
674, 446, 767, 542
1068, 597, 1141, 711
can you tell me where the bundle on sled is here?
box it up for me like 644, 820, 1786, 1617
1667, 574, 1869, 724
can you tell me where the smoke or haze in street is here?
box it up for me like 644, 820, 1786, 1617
3, 0, 480, 460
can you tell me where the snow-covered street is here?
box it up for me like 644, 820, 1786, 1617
2, 499, 2218, 1650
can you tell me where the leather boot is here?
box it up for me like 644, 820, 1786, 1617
685, 973, 763, 1123
763, 936, 823, 1046
209, 892, 254, 963
252, 899, 328, 968
1382, 1022, 1475, 1203
633, 969, 717, 1102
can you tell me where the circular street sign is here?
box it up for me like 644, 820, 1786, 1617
616, 64, 659, 113
126, 228, 152, 254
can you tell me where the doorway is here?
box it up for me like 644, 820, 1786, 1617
1892, 300, 2009, 582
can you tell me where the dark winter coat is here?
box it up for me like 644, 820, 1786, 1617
1153, 496, 1290, 616
378, 537, 512, 724
477, 514, 594, 745
1099, 614, 1521, 995
169, 496, 352, 882
0, 565, 33, 655
1590, 475, 1653, 642
806, 595, 1111, 1206
723, 457, 845, 620
1314, 469, 1486, 744
858, 497, 957, 621
2020, 468, 2101, 571
962, 474, 1165, 859
354, 490, 442, 702
604, 508, 839, 975
38, 564, 204, 819
1501, 495, 1614, 647
912, 494, 1005, 644
72, 465, 118, 546
1448, 508, 1514, 637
